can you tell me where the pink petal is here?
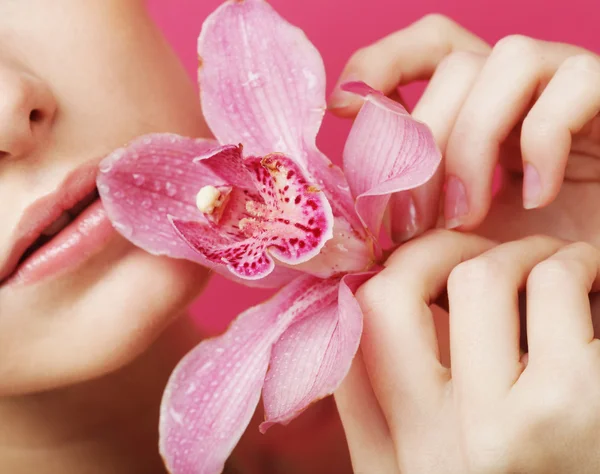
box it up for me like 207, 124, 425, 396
342, 81, 442, 238
198, 0, 324, 160
286, 217, 374, 278
260, 272, 374, 432
198, 0, 363, 235
159, 274, 341, 474
97, 133, 219, 262
97, 133, 299, 288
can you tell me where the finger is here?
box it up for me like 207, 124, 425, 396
358, 230, 495, 428
334, 351, 401, 474
328, 14, 490, 116
448, 236, 564, 413
521, 53, 600, 209
527, 242, 600, 358
444, 36, 593, 230
389, 52, 486, 242
413, 51, 487, 150
388, 166, 444, 243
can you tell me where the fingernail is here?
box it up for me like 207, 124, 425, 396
523, 163, 541, 209
327, 74, 359, 109
390, 192, 419, 242
444, 176, 469, 229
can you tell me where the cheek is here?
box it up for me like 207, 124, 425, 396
0, 241, 209, 395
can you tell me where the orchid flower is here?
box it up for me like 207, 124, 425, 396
96, 1, 440, 473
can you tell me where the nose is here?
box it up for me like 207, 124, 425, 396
0, 66, 57, 159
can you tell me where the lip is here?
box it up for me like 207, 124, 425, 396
0, 160, 116, 286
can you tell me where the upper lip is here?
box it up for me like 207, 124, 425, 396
0, 159, 103, 284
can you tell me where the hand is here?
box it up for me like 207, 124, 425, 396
335, 230, 600, 474
330, 16, 600, 245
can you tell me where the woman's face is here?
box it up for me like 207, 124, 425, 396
0, 0, 210, 395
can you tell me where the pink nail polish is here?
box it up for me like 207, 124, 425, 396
444, 176, 468, 229
327, 74, 359, 109
523, 163, 542, 209
390, 192, 419, 242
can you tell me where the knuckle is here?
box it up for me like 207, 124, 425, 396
561, 53, 600, 74
438, 50, 484, 73
347, 46, 373, 66
528, 258, 584, 289
417, 13, 456, 31
448, 256, 506, 292
493, 34, 540, 62
355, 273, 393, 311
424, 228, 455, 240
521, 111, 557, 139
565, 241, 597, 258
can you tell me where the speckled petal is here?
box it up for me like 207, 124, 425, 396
198, 0, 362, 235
159, 275, 340, 474
288, 217, 373, 278
260, 272, 372, 432
172, 152, 334, 280
97, 133, 300, 288
342, 82, 441, 238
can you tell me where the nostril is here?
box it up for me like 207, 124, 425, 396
0, 151, 8, 159
29, 109, 43, 123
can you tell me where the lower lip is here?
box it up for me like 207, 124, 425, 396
4, 200, 115, 287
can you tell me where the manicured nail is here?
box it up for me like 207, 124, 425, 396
444, 176, 469, 229
523, 163, 542, 209
327, 74, 359, 109
391, 192, 419, 242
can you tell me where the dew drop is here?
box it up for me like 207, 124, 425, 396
133, 174, 145, 186
141, 199, 152, 209
99, 161, 112, 173
165, 182, 177, 197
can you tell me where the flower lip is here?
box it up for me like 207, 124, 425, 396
0, 159, 103, 284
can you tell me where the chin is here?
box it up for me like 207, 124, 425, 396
0, 237, 209, 396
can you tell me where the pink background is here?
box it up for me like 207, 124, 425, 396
147, 0, 600, 333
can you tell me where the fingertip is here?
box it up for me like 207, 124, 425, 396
443, 175, 469, 229
327, 73, 365, 116
326, 100, 363, 118
522, 163, 542, 210
443, 174, 492, 231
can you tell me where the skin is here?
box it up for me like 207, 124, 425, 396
0, 1, 212, 472
0, 2, 352, 472
330, 15, 600, 473
329, 14, 600, 246
338, 231, 600, 473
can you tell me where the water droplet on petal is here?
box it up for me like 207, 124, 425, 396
141, 199, 152, 209
99, 161, 112, 173
166, 182, 177, 197
133, 174, 145, 186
